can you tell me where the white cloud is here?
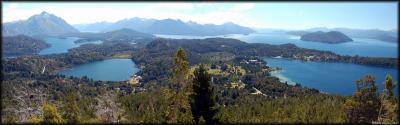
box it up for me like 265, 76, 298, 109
230, 3, 255, 12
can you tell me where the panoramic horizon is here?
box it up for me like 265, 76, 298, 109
2, 2, 398, 30
2, 1, 398, 124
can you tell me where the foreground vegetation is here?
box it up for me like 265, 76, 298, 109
2, 37, 398, 124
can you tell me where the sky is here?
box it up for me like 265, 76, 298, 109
2, 2, 398, 30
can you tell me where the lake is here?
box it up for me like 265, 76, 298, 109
156, 33, 398, 95
156, 32, 398, 58
58, 59, 139, 81
265, 57, 398, 95
39, 37, 103, 55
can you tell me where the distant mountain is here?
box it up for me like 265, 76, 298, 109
74, 18, 157, 33
286, 31, 310, 36
98, 28, 155, 42
73, 21, 114, 32
3, 35, 50, 57
73, 18, 255, 36
3, 11, 79, 37
287, 27, 397, 43
66, 28, 155, 43
255, 28, 289, 33
105, 17, 157, 32
300, 31, 353, 44
331, 28, 397, 43
144, 19, 198, 35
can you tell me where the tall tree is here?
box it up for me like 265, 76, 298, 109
172, 48, 190, 92
190, 64, 219, 124
345, 74, 380, 123
164, 48, 192, 123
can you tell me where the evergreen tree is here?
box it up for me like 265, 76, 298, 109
345, 74, 380, 123
190, 64, 219, 124
172, 48, 189, 92
164, 48, 192, 123
42, 102, 65, 124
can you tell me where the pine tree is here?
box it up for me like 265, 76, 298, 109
42, 102, 65, 124
190, 64, 219, 124
172, 48, 190, 92
164, 48, 192, 123
345, 74, 380, 123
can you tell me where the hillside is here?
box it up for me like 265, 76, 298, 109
288, 28, 398, 43
3, 35, 50, 57
66, 28, 156, 44
300, 31, 353, 44
2, 37, 397, 123
3, 11, 79, 37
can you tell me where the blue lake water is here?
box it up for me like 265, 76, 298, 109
156, 32, 398, 58
59, 59, 139, 81
39, 37, 103, 55
46, 34, 398, 94
157, 33, 398, 95
265, 57, 398, 95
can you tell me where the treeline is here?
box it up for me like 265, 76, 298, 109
144, 38, 398, 68
63, 28, 155, 44
3, 42, 140, 76
332, 55, 397, 68
3, 35, 50, 57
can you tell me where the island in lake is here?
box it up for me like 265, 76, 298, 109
300, 31, 353, 44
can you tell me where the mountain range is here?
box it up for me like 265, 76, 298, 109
3, 11, 255, 37
3, 11, 396, 43
73, 18, 255, 36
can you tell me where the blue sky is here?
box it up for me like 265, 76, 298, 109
2, 2, 398, 30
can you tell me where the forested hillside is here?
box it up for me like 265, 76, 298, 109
3, 35, 50, 57
2, 37, 398, 124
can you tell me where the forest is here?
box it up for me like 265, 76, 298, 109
3, 35, 50, 57
1, 37, 398, 124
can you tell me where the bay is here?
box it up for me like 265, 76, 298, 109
39, 37, 103, 55
156, 32, 398, 58
229, 32, 398, 58
264, 57, 398, 95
